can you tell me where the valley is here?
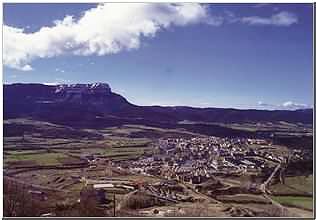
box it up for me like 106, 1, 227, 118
3, 117, 313, 217
3, 83, 313, 217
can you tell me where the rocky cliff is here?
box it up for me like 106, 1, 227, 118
55, 83, 112, 103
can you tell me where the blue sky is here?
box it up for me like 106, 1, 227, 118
3, 3, 313, 110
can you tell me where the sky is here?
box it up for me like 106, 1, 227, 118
3, 3, 313, 110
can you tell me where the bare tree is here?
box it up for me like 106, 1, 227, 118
4, 180, 42, 217
78, 186, 107, 216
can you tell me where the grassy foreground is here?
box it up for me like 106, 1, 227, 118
271, 196, 313, 211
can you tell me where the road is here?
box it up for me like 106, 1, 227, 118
260, 163, 281, 193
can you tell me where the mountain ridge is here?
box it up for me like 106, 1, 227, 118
4, 83, 313, 126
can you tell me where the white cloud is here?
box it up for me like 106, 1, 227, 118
257, 101, 273, 108
43, 82, 59, 86
241, 11, 298, 26
3, 4, 299, 71
4, 3, 215, 71
258, 100, 310, 110
282, 101, 309, 109
214, 10, 298, 27
55, 68, 65, 73
20, 64, 33, 71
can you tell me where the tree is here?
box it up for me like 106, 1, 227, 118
4, 180, 42, 217
79, 186, 107, 216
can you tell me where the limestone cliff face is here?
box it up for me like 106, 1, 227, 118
55, 83, 112, 104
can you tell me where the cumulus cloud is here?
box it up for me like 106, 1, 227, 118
240, 11, 298, 26
3, 4, 299, 71
258, 101, 310, 110
4, 3, 215, 71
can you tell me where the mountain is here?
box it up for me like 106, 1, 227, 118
4, 83, 133, 119
4, 83, 313, 127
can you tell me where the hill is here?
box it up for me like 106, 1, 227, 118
4, 83, 312, 128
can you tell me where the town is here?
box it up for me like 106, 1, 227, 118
4, 121, 312, 217
71, 135, 309, 217
116, 137, 291, 184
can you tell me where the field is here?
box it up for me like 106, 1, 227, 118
269, 175, 313, 212
217, 122, 312, 136
4, 151, 77, 166
271, 196, 313, 211
269, 175, 313, 196
217, 194, 270, 204
179, 121, 312, 136
3, 118, 314, 217
3, 119, 159, 165
4, 118, 210, 167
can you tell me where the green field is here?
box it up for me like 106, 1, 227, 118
271, 196, 313, 211
5, 143, 154, 164
270, 175, 313, 195
4, 118, 156, 164
5, 149, 48, 155
4, 152, 72, 166
103, 146, 154, 159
